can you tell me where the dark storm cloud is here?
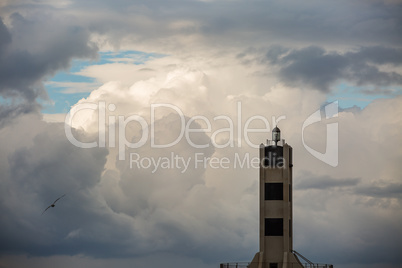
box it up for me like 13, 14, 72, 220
217, 1, 402, 47
354, 182, 402, 199
296, 173, 402, 202
2, 0, 401, 56
0, 101, 39, 127
0, 18, 11, 52
295, 175, 361, 190
0, 119, 109, 256
258, 45, 402, 92
0, 13, 97, 124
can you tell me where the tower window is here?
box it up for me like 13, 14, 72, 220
265, 183, 283, 200
264, 146, 283, 167
265, 218, 283, 236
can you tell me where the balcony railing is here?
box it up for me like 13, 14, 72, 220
220, 264, 249, 268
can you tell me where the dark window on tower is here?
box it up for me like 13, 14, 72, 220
269, 264, 278, 268
264, 146, 283, 167
265, 183, 283, 200
265, 218, 283, 236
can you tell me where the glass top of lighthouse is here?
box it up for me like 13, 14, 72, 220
272, 126, 281, 145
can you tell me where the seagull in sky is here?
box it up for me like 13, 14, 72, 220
42, 194, 66, 215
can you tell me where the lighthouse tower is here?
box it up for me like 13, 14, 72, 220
249, 127, 303, 268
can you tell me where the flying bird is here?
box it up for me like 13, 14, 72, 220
42, 194, 66, 215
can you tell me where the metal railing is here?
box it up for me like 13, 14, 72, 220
220, 263, 249, 268
300, 265, 333, 268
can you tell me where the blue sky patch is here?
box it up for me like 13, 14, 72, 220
41, 50, 165, 114
327, 83, 401, 110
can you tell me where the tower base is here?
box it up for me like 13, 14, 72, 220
248, 251, 304, 268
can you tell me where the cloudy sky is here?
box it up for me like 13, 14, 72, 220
0, 0, 401, 267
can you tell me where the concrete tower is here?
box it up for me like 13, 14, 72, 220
249, 127, 303, 268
